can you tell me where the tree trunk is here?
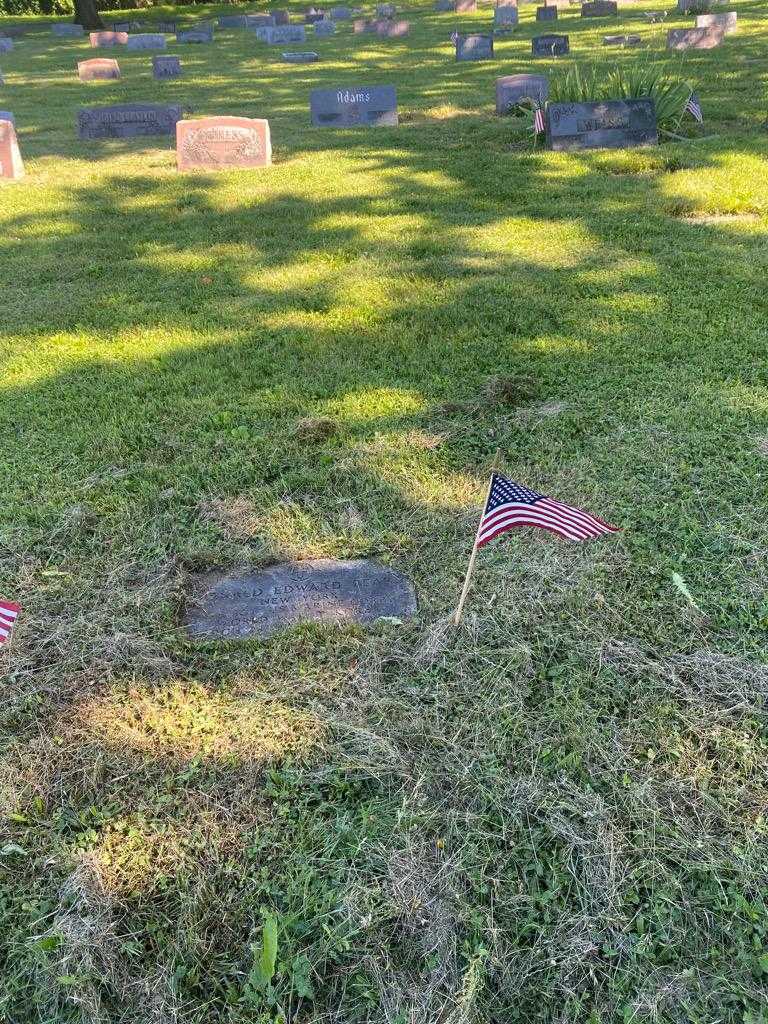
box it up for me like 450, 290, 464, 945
73, 0, 105, 30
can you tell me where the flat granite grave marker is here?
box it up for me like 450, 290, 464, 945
0, 38, 14, 53
126, 33, 167, 50
176, 23, 214, 43
0, 118, 24, 180
184, 559, 417, 639
603, 32, 641, 44
282, 49, 320, 60
696, 11, 737, 33
581, 0, 617, 14
532, 32, 569, 55
78, 57, 121, 80
52, 23, 85, 37
153, 55, 182, 78
496, 72, 548, 113
456, 33, 493, 59
315, 19, 336, 34
176, 115, 271, 171
377, 18, 409, 35
263, 24, 307, 42
311, 84, 398, 126
667, 25, 724, 48
89, 31, 127, 47
78, 102, 182, 139
547, 97, 657, 151
495, 5, 519, 26
537, 5, 558, 19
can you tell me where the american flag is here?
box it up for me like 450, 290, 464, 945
533, 104, 545, 134
684, 92, 703, 123
0, 600, 20, 646
477, 474, 619, 547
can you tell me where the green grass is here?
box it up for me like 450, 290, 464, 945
1, 0, 768, 1020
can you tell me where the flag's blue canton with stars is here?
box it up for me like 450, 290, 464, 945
477, 473, 619, 547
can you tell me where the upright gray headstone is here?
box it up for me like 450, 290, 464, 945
310, 84, 398, 126
263, 24, 307, 42
184, 559, 418, 639
315, 19, 336, 34
77, 103, 182, 139
547, 98, 657, 151
176, 23, 214, 43
155, 21, 177, 33
153, 55, 182, 78
218, 14, 249, 27
52, 23, 85, 36
456, 33, 493, 59
126, 33, 166, 50
532, 32, 568, 55
246, 13, 276, 26
496, 73, 548, 113
273, 9, 291, 24
695, 11, 737, 33
330, 5, 352, 17
581, 0, 617, 14
495, 5, 519, 26
537, 5, 558, 19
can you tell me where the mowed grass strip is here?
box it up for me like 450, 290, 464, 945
1, 1, 768, 1021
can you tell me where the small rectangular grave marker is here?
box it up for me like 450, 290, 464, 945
532, 32, 569, 55
78, 57, 121, 80
52, 23, 85, 36
126, 33, 166, 50
496, 72, 548, 113
537, 5, 558, 19
177, 115, 271, 171
330, 5, 352, 17
495, 5, 519, 26
0, 117, 24, 180
282, 49, 320, 60
155, 21, 177, 33
581, 0, 617, 14
667, 25, 724, 48
218, 14, 249, 27
77, 102, 182, 139
310, 84, 398, 126
184, 559, 417, 639
263, 24, 307, 42
176, 23, 214, 43
246, 13, 276, 27
377, 2, 396, 13
153, 55, 182, 78
547, 97, 657, 150
353, 18, 376, 31
603, 32, 641, 44
456, 33, 493, 59
110, 21, 132, 32
315, 19, 336, 34
695, 11, 736, 33
89, 31, 127, 47
377, 18, 409, 35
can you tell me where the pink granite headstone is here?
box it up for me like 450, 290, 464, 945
77, 57, 121, 81
89, 31, 128, 47
0, 118, 24, 180
176, 116, 272, 172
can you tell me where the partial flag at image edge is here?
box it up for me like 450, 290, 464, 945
0, 601, 20, 645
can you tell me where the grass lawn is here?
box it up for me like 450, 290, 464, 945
1, 0, 768, 1019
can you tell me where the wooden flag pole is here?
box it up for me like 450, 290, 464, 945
453, 450, 500, 626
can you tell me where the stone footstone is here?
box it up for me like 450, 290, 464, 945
184, 559, 417, 639
282, 50, 320, 60
0, 117, 24, 180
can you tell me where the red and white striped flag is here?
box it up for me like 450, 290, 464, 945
478, 474, 619, 546
684, 92, 703, 123
533, 105, 545, 134
0, 600, 20, 645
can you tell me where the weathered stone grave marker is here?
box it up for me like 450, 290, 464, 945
456, 33, 493, 59
581, 0, 617, 14
667, 25, 724, 48
315, 19, 336, 34
155, 21, 177, 33
696, 11, 736, 34
537, 5, 558, 20
176, 115, 271, 171
127, 33, 167, 50
283, 49, 320, 60
78, 57, 121, 80
177, 23, 214, 43
603, 32, 641, 45
52, 23, 85, 37
0, 117, 24, 180
89, 31, 127, 47
547, 98, 657, 150
218, 14, 249, 28
330, 5, 352, 17
77, 102, 182, 139
184, 559, 417, 639
495, 5, 519, 27
273, 9, 291, 24
377, 19, 409, 35
311, 84, 398, 126
263, 24, 307, 42
532, 32, 569, 55
496, 72, 548, 113
377, 2, 396, 14
153, 55, 182, 78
